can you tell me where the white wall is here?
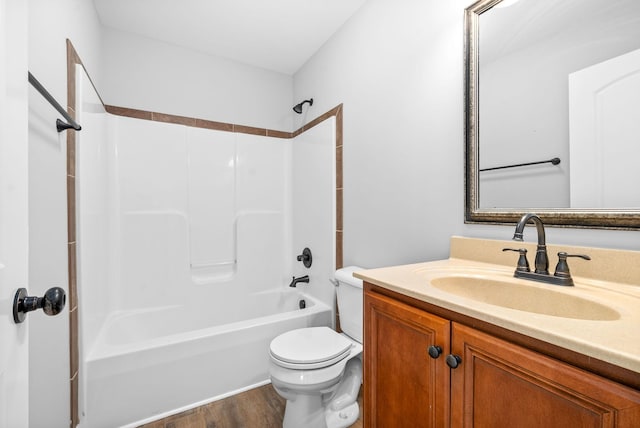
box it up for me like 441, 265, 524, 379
27, 82, 71, 428
28, 1, 103, 426
101, 27, 294, 131
1, 0, 29, 426
293, 0, 640, 271
294, 0, 468, 268
29, 0, 103, 100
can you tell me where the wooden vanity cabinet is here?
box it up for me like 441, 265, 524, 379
364, 288, 451, 427
364, 287, 640, 428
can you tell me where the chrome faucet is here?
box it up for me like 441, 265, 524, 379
505, 213, 590, 286
288, 275, 309, 287
513, 213, 549, 274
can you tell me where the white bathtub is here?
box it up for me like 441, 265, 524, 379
81, 288, 332, 428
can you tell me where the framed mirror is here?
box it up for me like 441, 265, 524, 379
464, 0, 640, 228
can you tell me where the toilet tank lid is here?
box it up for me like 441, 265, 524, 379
335, 266, 365, 289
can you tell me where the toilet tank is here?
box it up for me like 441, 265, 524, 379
335, 266, 364, 343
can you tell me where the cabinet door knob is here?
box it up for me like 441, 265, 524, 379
446, 354, 462, 369
427, 345, 442, 359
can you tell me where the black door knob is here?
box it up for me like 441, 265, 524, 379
446, 354, 462, 369
428, 345, 442, 359
13, 287, 66, 324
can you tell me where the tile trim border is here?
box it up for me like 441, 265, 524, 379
66, 39, 343, 427
66, 39, 80, 428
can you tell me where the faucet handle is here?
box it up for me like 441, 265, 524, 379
554, 252, 591, 278
502, 248, 530, 272
296, 247, 312, 268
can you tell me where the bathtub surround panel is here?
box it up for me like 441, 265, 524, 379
75, 64, 111, 346
236, 133, 289, 212
120, 213, 190, 308
292, 118, 337, 310
113, 117, 190, 311
75, 63, 110, 425
187, 128, 236, 270
116, 117, 189, 212
236, 213, 287, 293
103, 104, 344, 287
78, 109, 339, 425
292, 103, 344, 270
96, 116, 292, 311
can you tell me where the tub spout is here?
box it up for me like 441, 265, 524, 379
289, 275, 309, 287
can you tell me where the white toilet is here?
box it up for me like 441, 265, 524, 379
269, 266, 364, 428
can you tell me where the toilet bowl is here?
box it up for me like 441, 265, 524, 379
269, 267, 364, 428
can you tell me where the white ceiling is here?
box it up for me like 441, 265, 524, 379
93, 0, 366, 75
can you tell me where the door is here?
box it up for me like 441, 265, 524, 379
364, 290, 450, 427
569, 48, 640, 208
0, 0, 29, 426
450, 323, 640, 427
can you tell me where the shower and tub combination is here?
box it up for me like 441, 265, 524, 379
75, 67, 337, 427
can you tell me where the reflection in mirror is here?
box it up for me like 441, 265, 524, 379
465, 0, 640, 228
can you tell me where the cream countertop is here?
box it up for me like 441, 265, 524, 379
354, 236, 640, 373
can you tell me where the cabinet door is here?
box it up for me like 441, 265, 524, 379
364, 291, 450, 428
451, 323, 640, 428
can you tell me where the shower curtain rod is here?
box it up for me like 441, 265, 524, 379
28, 71, 81, 132
479, 157, 560, 172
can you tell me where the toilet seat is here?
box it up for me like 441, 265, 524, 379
270, 327, 353, 370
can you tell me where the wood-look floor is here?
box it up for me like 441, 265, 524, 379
138, 384, 364, 428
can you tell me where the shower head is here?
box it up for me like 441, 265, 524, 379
293, 98, 313, 114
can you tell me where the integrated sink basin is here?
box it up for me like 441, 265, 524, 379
430, 275, 620, 321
